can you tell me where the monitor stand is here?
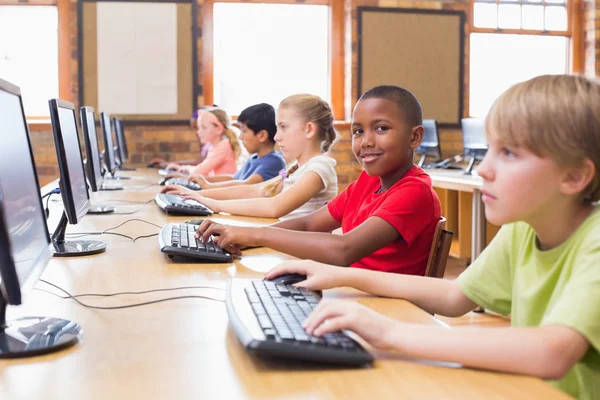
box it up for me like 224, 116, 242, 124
88, 204, 115, 214
463, 157, 478, 175
51, 210, 107, 257
0, 295, 82, 358
105, 174, 131, 180
417, 154, 427, 168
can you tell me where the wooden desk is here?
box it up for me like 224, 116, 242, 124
0, 170, 569, 399
426, 170, 500, 261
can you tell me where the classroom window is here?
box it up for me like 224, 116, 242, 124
0, 6, 59, 117
469, 0, 570, 117
473, 0, 568, 31
212, 3, 329, 116
469, 34, 568, 117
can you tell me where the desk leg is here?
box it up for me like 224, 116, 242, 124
472, 189, 486, 313
471, 189, 486, 261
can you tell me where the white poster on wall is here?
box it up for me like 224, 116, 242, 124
96, 2, 178, 115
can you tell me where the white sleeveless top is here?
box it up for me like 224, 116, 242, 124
280, 155, 338, 220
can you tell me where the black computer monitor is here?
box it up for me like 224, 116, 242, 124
99, 112, 117, 176
80, 107, 103, 192
417, 119, 442, 167
113, 117, 128, 164
49, 99, 107, 256
79, 107, 117, 213
0, 78, 82, 358
461, 118, 488, 175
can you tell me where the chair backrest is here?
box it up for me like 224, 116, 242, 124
424, 216, 454, 279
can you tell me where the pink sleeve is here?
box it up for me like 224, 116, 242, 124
191, 141, 230, 176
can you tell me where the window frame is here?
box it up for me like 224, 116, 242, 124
202, 0, 345, 120
0, 0, 71, 125
468, 0, 583, 70
467, 0, 583, 116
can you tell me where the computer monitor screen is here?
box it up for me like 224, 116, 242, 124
80, 107, 103, 192
461, 118, 488, 160
113, 117, 128, 163
0, 79, 53, 305
49, 99, 90, 224
100, 112, 117, 174
418, 120, 442, 159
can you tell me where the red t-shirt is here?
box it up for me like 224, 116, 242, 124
327, 166, 441, 276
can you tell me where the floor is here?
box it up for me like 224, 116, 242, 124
435, 257, 511, 328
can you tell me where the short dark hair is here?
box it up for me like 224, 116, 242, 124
237, 103, 277, 143
359, 85, 422, 127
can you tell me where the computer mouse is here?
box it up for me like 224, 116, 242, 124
185, 219, 205, 225
266, 273, 308, 286
147, 161, 161, 168
158, 178, 168, 185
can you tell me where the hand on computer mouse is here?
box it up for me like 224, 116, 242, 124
265, 260, 351, 291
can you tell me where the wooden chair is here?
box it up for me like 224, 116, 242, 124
424, 217, 454, 279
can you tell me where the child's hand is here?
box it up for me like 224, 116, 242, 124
303, 299, 400, 349
265, 260, 352, 291
160, 184, 194, 195
164, 172, 188, 180
160, 185, 207, 207
188, 175, 208, 187
194, 220, 255, 254
165, 162, 181, 171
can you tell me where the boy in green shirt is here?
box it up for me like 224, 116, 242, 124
266, 75, 600, 399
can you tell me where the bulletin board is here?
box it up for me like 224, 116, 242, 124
78, 0, 197, 123
357, 8, 465, 127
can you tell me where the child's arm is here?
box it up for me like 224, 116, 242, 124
198, 173, 266, 189
161, 180, 266, 200
269, 206, 341, 232
302, 299, 589, 380
266, 260, 476, 317
194, 171, 325, 218
204, 175, 235, 183
202, 215, 402, 267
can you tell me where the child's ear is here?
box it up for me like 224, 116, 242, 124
409, 125, 425, 150
560, 158, 596, 197
256, 129, 269, 143
305, 122, 317, 140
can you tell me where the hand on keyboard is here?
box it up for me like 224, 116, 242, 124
161, 184, 199, 197
194, 220, 255, 256
302, 299, 399, 350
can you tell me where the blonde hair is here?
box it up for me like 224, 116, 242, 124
261, 163, 299, 197
487, 74, 600, 203
279, 94, 338, 153
206, 108, 241, 159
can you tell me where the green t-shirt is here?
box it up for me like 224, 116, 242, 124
459, 207, 600, 400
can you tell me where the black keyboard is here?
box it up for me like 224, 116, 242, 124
158, 223, 232, 262
165, 177, 201, 191
226, 279, 374, 366
154, 193, 213, 216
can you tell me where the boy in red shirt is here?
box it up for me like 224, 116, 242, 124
196, 85, 441, 276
